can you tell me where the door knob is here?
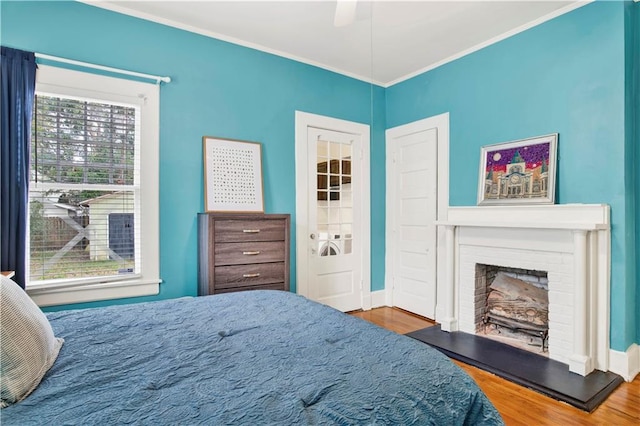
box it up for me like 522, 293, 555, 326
310, 233, 316, 239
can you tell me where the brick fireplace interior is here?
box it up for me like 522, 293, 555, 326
475, 264, 549, 355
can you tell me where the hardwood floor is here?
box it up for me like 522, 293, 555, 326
349, 306, 435, 335
349, 307, 640, 425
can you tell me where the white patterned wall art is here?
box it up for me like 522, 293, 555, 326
203, 137, 264, 212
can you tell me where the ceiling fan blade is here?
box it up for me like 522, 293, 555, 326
334, 0, 357, 27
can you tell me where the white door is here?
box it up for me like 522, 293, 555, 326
386, 114, 449, 320
295, 112, 370, 312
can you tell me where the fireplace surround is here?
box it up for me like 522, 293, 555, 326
436, 204, 610, 376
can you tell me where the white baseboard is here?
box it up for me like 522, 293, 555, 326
370, 290, 388, 309
608, 344, 640, 382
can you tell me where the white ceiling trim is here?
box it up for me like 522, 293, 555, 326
81, 0, 593, 88
385, 0, 593, 87
79, 0, 386, 85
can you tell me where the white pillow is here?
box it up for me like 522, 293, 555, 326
0, 275, 63, 407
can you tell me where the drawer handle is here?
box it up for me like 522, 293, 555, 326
243, 273, 261, 278
243, 251, 261, 255
243, 229, 261, 233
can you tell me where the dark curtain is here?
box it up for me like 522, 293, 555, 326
1, 47, 37, 288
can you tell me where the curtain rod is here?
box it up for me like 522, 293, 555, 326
35, 53, 171, 84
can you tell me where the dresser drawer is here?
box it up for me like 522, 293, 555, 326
214, 219, 286, 243
214, 282, 285, 294
214, 263, 285, 289
214, 241, 285, 265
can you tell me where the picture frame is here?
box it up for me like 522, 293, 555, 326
477, 133, 558, 206
203, 136, 264, 212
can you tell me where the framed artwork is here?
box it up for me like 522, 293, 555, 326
477, 133, 558, 206
203, 136, 264, 212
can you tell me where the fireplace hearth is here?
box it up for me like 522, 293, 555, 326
407, 325, 624, 412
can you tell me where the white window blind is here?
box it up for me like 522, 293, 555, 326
30, 95, 140, 283
26, 65, 160, 306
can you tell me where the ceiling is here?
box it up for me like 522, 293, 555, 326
84, 1, 584, 86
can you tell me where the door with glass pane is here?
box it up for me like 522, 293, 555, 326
307, 127, 361, 312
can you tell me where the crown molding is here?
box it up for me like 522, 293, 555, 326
80, 0, 594, 88
78, 0, 384, 86
385, 0, 594, 87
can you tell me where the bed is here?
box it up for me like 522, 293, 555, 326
2, 289, 503, 425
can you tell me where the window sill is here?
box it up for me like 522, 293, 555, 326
27, 278, 161, 307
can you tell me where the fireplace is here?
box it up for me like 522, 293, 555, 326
476, 265, 549, 354
436, 204, 610, 376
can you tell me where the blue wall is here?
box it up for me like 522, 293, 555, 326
387, 1, 637, 351
631, 0, 640, 345
623, 0, 638, 351
1, 0, 387, 310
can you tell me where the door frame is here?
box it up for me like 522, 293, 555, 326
385, 112, 449, 320
295, 111, 371, 309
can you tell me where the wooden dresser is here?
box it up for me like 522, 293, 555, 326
197, 213, 290, 295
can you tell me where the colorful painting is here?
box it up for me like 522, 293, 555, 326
477, 134, 558, 205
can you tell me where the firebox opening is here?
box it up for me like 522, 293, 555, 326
475, 264, 549, 355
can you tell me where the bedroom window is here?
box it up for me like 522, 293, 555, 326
26, 65, 160, 306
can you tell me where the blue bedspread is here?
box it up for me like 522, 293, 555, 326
2, 290, 503, 425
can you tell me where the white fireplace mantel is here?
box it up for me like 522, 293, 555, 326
435, 204, 610, 376
436, 204, 610, 230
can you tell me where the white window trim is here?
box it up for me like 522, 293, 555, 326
27, 65, 161, 307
